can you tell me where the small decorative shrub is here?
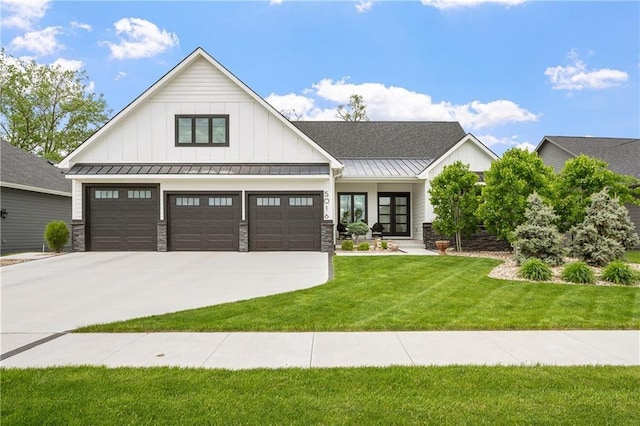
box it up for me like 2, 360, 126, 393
358, 242, 370, 251
341, 240, 354, 251
381, 241, 388, 250
601, 261, 640, 286
347, 221, 370, 244
519, 258, 552, 282
44, 220, 69, 253
561, 261, 595, 284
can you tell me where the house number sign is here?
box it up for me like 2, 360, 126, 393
324, 191, 330, 219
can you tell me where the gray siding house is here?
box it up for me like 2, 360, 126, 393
535, 136, 640, 241
0, 140, 72, 254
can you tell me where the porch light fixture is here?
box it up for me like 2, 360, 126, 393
0, 208, 7, 219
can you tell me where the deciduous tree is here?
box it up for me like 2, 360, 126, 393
476, 148, 556, 243
336, 94, 369, 122
428, 161, 480, 252
0, 50, 110, 162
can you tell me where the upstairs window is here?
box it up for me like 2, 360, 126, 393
176, 115, 228, 146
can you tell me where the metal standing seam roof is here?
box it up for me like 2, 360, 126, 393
67, 163, 331, 176
339, 158, 432, 178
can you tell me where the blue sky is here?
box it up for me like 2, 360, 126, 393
1, 0, 638, 155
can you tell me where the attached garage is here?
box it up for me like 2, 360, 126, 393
86, 186, 159, 251
248, 193, 322, 251
168, 193, 241, 251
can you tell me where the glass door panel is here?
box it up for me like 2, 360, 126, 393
377, 193, 410, 236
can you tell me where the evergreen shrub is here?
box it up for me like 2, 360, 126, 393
358, 242, 370, 251
341, 240, 354, 251
44, 220, 69, 253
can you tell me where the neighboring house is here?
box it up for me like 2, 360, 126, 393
0, 140, 72, 254
535, 136, 640, 234
58, 47, 497, 253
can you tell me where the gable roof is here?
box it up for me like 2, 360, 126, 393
537, 136, 640, 179
293, 121, 466, 159
0, 140, 71, 196
59, 47, 340, 169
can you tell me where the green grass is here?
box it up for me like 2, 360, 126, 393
626, 250, 640, 264
2, 366, 638, 425
79, 256, 640, 332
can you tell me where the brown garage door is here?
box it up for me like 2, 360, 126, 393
168, 193, 241, 251
86, 186, 159, 251
249, 193, 321, 251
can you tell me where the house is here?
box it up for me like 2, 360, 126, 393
58, 47, 498, 253
0, 140, 72, 254
535, 136, 640, 233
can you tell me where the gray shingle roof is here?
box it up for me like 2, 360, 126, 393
67, 163, 330, 176
293, 121, 466, 159
543, 136, 640, 179
0, 140, 71, 194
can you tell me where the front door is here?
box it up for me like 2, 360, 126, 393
378, 193, 410, 237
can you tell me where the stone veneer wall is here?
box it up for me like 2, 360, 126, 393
423, 223, 511, 252
157, 221, 167, 252
321, 220, 335, 253
239, 221, 248, 252
71, 220, 85, 252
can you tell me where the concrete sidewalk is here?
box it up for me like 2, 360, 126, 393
2, 330, 638, 369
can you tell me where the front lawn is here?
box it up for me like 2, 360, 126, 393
626, 250, 640, 264
2, 366, 638, 425
79, 256, 640, 332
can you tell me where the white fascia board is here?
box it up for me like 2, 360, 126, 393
0, 181, 72, 197
60, 48, 343, 170
418, 133, 499, 179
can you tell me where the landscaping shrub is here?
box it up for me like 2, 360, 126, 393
381, 241, 388, 250
519, 258, 552, 282
358, 242, 370, 251
601, 261, 640, 286
43, 220, 69, 253
571, 189, 640, 266
341, 240, 354, 251
347, 221, 370, 244
512, 192, 565, 266
561, 261, 595, 285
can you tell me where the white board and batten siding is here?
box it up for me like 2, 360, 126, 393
72, 57, 327, 165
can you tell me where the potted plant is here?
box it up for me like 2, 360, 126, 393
435, 240, 450, 255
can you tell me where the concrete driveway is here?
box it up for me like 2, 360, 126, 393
1, 252, 328, 352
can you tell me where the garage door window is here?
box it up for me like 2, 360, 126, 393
256, 197, 280, 206
175, 197, 200, 206
128, 190, 152, 199
95, 190, 119, 199
289, 197, 313, 206
209, 197, 233, 206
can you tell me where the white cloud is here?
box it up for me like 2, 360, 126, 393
270, 0, 283, 4
477, 134, 534, 152
545, 51, 628, 90
267, 78, 538, 129
421, 0, 525, 9
115, 71, 128, 81
1, 0, 50, 29
51, 57, 84, 71
70, 21, 92, 31
356, 1, 374, 13
10, 26, 63, 56
104, 18, 179, 60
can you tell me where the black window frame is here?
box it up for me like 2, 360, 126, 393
175, 115, 229, 147
338, 192, 368, 225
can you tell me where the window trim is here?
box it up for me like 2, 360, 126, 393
175, 114, 229, 147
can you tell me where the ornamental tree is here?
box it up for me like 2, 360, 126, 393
476, 148, 556, 243
336, 94, 369, 122
0, 50, 110, 162
571, 189, 640, 266
512, 192, 565, 265
555, 154, 640, 232
428, 161, 480, 252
